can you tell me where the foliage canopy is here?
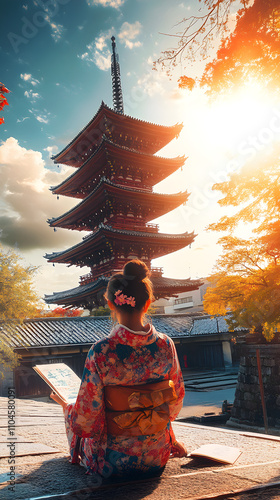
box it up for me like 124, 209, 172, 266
203, 129, 280, 340
0, 245, 41, 375
156, 0, 280, 340
155, 0, 280, 95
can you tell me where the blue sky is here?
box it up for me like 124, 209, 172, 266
2, 0, 197, 157
1, 0, 278, 302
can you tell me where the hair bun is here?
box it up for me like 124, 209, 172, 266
123, 260, 150, 282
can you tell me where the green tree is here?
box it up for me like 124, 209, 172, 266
0, 245, 41, 375
90, 306, 110, 316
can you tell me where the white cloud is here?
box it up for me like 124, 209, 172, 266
132, 57, 166, 97
20, 73, 40, 86
44, 145, 59, 158
78, 29, 113, 70
17, 117, 30, 123
78, 22, 141, 71
47, 18, 65, 42
36, 115, 49, 124
21, 73, 31, 81
86, 0, 125, 8
118, 21, 142, 49
24, 90, 41, 102
28, 108, 50, 125
94, 52, 111, 71
95, 34, 108, 51
125, 40, 141, 49
135, 74, 165, 97
0, 137, 81, 251
29, 5, 65, 42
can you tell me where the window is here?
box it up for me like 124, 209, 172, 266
174, 296, 193, 305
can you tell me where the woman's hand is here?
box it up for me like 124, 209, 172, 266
171, 440, 188, 458
50, 392, 68, 410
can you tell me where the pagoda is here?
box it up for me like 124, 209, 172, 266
45, 37, 200, 310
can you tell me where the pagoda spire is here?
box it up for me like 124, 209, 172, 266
111, 36, 124, 115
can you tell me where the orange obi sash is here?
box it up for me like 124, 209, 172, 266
104, 380, 177, 436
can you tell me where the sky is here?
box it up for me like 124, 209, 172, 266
1, 0, 279, 304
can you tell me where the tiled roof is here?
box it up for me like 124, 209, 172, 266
51, 137, 185, 194
45, 224, 195, 261
44, 277, 108, 302
0, 314, 245, 350
152, 276, 201, 290
1, 317, 112, 349
191, 315, 247, 335
44, 276, 201, 304
52, 102, 182, 163
48, 176, 188, 227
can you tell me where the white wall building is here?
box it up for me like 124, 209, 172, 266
163, 281, 210, 314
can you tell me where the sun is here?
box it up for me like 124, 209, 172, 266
204, 82, 279, 153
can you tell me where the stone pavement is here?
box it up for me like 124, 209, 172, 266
0, 398, 280, 500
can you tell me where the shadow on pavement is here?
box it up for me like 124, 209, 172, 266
2, 456, 162, 500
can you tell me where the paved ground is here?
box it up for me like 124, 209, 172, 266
0, 397, 280, 500
180, 369, 236, 421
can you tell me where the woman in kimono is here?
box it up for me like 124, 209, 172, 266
51, 259, 187, 479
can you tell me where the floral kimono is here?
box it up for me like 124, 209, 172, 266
64, 323, 185, 477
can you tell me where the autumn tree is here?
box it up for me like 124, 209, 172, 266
0, 245, 41, 374
155, 0, 280, 95
39, 307, 83, 317
203, 140, 280, 339
204, 236, 280, 340
156, 0, 280, 340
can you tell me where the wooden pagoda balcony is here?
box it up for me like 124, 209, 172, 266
80, 263, 164, 286
150, 267, 163, 277
79, 260, 124, 285
111, 216, 159, 233
112, 176, 152, 192
113, 223, 159, 233
80, 270, 113, 286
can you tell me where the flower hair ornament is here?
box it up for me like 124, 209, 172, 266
114, 290, 136, 307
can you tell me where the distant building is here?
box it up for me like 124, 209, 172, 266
153, 280, 210, 314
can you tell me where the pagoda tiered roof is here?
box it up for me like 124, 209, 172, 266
51, 137, 186, 199
45, 278, 109, 308
52, 102, 183, 167
44, 275, 202, 308
45, 224, 195, 267
48, 177, 189, 231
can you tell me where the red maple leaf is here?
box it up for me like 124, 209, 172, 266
0, 84, 9, 125
0, 83, 10, 93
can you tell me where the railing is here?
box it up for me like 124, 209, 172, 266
80, 273, 96, 286
146, 223, 159, 232
110, 217, 159, 233
112, 177, 152, 192
80, 263, 163, 285
150, 267, 163, 277
79, 261, 124, 285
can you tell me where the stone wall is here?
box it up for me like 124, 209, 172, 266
228, 344, 280, 429
0, 364, 14, 397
